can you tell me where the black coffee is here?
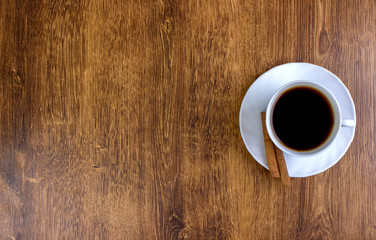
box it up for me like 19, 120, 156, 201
272, 86, 334, 151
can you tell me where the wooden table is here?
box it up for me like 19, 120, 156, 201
1, 0, 375, 239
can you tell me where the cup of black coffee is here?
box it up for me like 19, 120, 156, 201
266, 81, 355, 156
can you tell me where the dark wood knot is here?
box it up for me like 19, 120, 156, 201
162, 18, 174, 34
319, 30, 330, 54
9, 67, 22, 85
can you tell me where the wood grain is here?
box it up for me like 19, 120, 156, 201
1, 0, 375, 239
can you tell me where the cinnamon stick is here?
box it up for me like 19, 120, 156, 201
273, 145, 291, 187
261, 112, 280, 178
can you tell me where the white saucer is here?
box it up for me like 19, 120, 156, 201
239, 63, 356, 177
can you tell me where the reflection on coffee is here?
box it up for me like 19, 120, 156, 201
272, 86, 334, 151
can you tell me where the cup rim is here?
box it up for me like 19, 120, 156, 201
265, 80, 342, 157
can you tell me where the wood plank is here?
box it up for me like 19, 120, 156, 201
0, 0, 375, 239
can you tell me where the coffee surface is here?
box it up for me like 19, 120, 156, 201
272, 86, 334, 151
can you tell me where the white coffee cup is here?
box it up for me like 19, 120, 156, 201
266, 80, 355, 157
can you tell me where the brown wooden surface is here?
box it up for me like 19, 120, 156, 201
1, 0, 375, 239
